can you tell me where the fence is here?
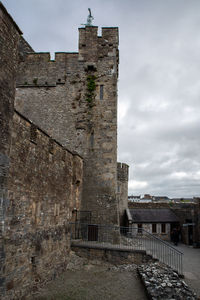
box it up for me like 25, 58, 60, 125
70, 222, 183, 275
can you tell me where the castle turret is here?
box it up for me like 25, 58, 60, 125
79, 26, 98, 62
15, 24, 120, 225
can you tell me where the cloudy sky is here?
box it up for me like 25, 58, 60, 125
3, 0, 200, 197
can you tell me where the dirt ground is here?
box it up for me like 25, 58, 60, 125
30, 255, 147, 300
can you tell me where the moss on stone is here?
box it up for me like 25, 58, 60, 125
85, 75, 96, 107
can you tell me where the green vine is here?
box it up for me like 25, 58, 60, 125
33, 78, 38, 85
85, 75, 96, 108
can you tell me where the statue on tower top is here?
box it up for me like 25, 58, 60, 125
82, 8, 94, 26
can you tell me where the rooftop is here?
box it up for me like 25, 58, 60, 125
128, 208, 179, 223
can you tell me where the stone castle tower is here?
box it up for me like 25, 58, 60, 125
0, 4, 129, 297
15, 25, 126, 225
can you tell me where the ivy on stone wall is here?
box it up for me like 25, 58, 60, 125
86, 75, 96, 108
33, 78, 38, 85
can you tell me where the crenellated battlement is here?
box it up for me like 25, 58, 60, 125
16, 51, 80, 86
55, 52, 78, 61
16, 26, 119, 87
26, 52, 51, 61
101, 27, 119, 44
20, 51, 79, 63
78, 26, 118, 63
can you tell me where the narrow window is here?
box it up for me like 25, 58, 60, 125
100, 85, 104, 100
161, 223, 166, 233
138, 224, 142, 234
87, 65, 96, 71
30, 124, 37, 144
152, 223, 157, 233
117, 185, 120, 193
90, 131, 94, 148
54, 204, 60, 217
31, 256, 36, 266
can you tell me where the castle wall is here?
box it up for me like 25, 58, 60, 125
18, 35, 34, 60
117, 163, 129, 226
15, 26, 119, 225
0, 3, 21, 155
3, 111, 83, 299
0, 3, 22, 296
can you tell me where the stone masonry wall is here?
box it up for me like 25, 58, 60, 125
18, 35, 34, 60
71, 245, 152, 266
117, 163, 129, 226
2, 111, 83, 299
0, 3, 21, 155
0, 3, 22, 296
15, 26, 119, 225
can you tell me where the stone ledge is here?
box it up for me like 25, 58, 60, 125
16, 84, 57, 88
71, 240, 146, 254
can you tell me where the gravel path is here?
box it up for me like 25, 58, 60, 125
30, 260, 147, 300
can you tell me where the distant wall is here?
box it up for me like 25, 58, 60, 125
128, 202, 169, 209
117, 163, 129, 225
3, 111, 83, 299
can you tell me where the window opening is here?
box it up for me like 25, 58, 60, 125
90, 131, 94, 148
152, 223, 157, 233
117, 185, 120, 193
138, 224, 142, 234
100, 85, 104, 100
161, 223, 166, 233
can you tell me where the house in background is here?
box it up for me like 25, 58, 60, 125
128, 194, 153, 203
128, 195, 141, 202
125, 208, 179, 241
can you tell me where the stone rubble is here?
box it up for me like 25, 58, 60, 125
109, 263, 138, 272
138, 262, 197, 300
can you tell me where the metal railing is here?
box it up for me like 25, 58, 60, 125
70, 222, 183, 275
